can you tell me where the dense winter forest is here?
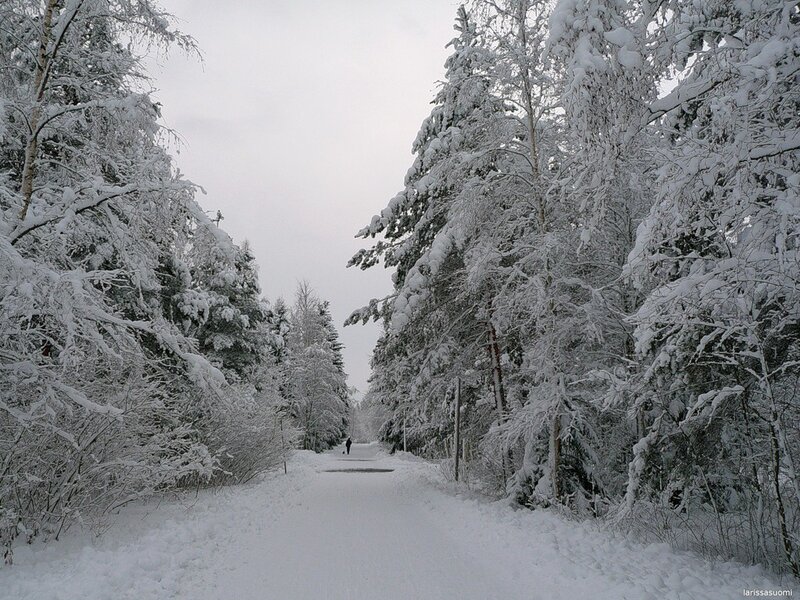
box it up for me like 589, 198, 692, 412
0, 0, 798, 593
350, 0, 800, 576
0, 0, 351, 565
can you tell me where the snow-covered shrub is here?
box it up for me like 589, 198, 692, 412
202, 384, 299, 486
0, 241, 218, 556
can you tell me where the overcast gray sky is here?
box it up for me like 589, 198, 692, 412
148, 1, 458, 396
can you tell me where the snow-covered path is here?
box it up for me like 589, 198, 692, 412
209, 443, 519, 600
1, 444, 786, 600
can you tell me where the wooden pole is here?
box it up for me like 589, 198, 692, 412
280, 417, 287, 475
454, 377, 461, 482
403, 410, 407, 453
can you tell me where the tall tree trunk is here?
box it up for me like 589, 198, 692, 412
454, 377, 461, 482
549, 373, 567, 501
769, 420, 799, 577
515, 0, 563, 500
758, 349, 800, 576
550, 411, 561, 500
487, 316, 510, 484
487, 321, 506, 420
515, 0, 546, 230
516, 0, 547, 231
19, 0, 59, 221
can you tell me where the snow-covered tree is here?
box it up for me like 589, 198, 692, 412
285, 283, 349, 451
185, 233, 270, 382
0, 0, 285, 560
622, 0, 800, 575
349, 5, 512, 464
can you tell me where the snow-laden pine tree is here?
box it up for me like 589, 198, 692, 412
185, 233, 270, 382
266, 296, 292, 368
349, 6, 513, 461
173, 226, 289, 486
285, 283, 349, 451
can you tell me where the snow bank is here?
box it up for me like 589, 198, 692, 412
0, 453, 320, 600
416, 469, 787, 599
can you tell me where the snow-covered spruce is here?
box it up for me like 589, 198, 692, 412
348, 0, 800, 577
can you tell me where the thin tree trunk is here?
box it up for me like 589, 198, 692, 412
516, 0, 565, 502
516, 0, 546, 229
280, 417, 287, 475
769, 420, 799, 577
549, 413, 561, 500
549, 373, 566, 501
487, 321, 507, 419
760, 354, 800, 510
487, 316, 510, 484
454, 377, 461, 482
758, 347, 800, 576
19, 0, 59, 221
403, 410, 407, 453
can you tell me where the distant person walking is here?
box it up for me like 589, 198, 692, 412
345, 437, 352, 455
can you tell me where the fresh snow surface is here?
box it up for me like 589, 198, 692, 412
1, 443, 787, 600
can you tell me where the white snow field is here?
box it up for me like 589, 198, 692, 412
0, 443, 788, 600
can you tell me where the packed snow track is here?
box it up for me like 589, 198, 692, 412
0, 443, 784, 600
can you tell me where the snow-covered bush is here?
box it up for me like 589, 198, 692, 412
201, 384, 298, 486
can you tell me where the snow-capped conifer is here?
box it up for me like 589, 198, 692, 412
285, 283, 349, 451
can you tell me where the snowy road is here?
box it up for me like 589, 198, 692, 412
1, 444, 786, 600
207, 444, 520, 600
